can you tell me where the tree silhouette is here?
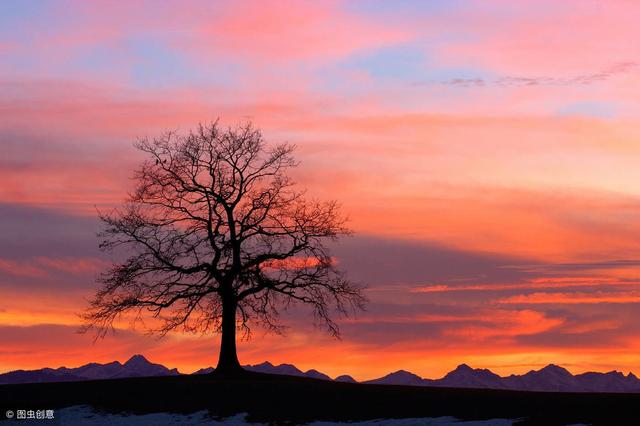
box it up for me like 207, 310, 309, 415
81, 121, 366, 374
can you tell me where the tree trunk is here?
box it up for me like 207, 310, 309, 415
215, 294, 243, 375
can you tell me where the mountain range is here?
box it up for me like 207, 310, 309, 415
363, 364, 640, 393
0, 355, 179, 385
2, 356, 640, 393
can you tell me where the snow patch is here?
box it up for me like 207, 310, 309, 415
49, 406, 516, 425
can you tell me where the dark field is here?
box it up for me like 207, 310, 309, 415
1, 372, 638, 425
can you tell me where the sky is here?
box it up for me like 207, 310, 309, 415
2, 0, 640, 381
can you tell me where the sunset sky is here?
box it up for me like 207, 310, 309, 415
2, 0, 640, 381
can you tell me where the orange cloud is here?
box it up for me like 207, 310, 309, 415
499, 291, 640, 305
443, 309, 564, 340
261, 256, 334, 271
411, 277, 640, 293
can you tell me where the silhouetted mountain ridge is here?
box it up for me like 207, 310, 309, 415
3, 356, 640, 392
362, 370, 425, 386
0, 354, 178, 385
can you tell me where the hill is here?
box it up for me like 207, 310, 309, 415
1, 371, 639, 425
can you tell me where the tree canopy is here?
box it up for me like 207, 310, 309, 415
82, 121, 366, 372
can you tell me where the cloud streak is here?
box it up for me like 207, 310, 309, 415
435, 62, 639, 88
499, 291, 640, 305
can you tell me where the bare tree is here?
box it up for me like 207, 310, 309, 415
81, 121, 366, 374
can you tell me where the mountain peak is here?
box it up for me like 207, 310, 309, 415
251, 361, 274, 368
454, 364, 473, 372
542, 363, 562, 369
439, 363, 504, 389
445, 364, 498, 379
363, 369, 425, 386
539, 364, 572, 376
124, 354, 151, 366
304, 369, 332, 380
389, 369, 421, 378
335, 374, 357, 383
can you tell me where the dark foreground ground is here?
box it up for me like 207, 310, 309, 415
1, 371, 638, 425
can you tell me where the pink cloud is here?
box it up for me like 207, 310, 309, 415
0, 257, 104, 278
3, 79, 640, 262
198, 0, 410, 63
432, 1, 640, 76
0, 259, 46, 278
35, 257, 106, 275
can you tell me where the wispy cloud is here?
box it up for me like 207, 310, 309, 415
434, 62, 638, 88
499, 291, 640, 305
411, 277, 640, 294
0, 256, 105, 278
